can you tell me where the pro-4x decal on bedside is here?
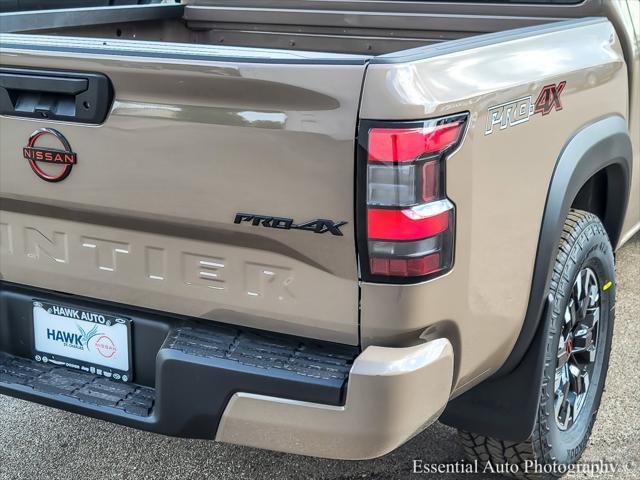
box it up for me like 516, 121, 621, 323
485, 81, 566, 135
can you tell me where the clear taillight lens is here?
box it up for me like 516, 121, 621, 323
357, 114, 467, 282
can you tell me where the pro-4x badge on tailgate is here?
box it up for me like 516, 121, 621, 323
235, 213, 347, 236
485, 81, 566, 135
23, 128, 77, 182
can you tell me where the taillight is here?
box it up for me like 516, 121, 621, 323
357, 114, 467, 283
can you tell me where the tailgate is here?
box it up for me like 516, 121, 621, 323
0, 35, 367, 344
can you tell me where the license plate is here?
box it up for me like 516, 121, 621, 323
32, 301, 132, 382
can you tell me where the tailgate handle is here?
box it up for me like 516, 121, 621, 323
0, 73, 88, 96
0, 67, 113, 124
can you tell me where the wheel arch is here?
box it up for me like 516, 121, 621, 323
571, 162, 629, 247
440, 115, 632, 441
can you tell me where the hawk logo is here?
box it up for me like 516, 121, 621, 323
485, 81, 567, 135
45, 323, 103, 352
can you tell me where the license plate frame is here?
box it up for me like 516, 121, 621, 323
32, 300, 133, 382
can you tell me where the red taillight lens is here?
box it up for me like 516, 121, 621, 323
358, 114, 467, 282
422, 160, 440, 203
370, 254, 441, 277
367, 204, 451, 241
368, 122, 464, 162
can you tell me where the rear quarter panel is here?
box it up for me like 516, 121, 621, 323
358, 18, 629, 393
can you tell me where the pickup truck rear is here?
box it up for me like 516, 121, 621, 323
0, 0, 638, 474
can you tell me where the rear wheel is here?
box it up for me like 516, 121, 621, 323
459, 210, 615, 479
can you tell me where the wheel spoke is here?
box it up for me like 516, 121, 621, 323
557, 332, 570, 368
572, 340, 595, 363
554, 368, 570, 427
580, 270, 597, 316
574, 307, 599, 361
564, 304, 573, 326
584, 307, 600, 328
574, 270, 583, 302
579, 280, 590, 318
557, 349, 570, 369
569, 363, 588, 396
588, 282, 600, 307
557, 390, 577, 430
569, 299, 579, 328
583, 269, 591, 299
573, 327, 594, 348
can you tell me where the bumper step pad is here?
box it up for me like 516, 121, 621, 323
0, 281, 358, 439
166, 326, 354, 383
0, 353, 155, 417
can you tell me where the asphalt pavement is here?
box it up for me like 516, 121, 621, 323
0, 234, 638, 480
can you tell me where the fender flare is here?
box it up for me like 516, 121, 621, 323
440, 115, 632, 441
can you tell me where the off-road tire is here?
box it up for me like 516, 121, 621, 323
458, 210, 616, 479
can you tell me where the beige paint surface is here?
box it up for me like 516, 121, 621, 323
0, 51, 365, 344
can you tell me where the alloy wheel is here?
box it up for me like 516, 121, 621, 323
554, 267, 601, 431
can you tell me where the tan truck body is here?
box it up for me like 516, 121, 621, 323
0, 0, 638, 460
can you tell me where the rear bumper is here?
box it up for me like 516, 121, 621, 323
217, 338, 454, 459
0, 282, 453, 459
